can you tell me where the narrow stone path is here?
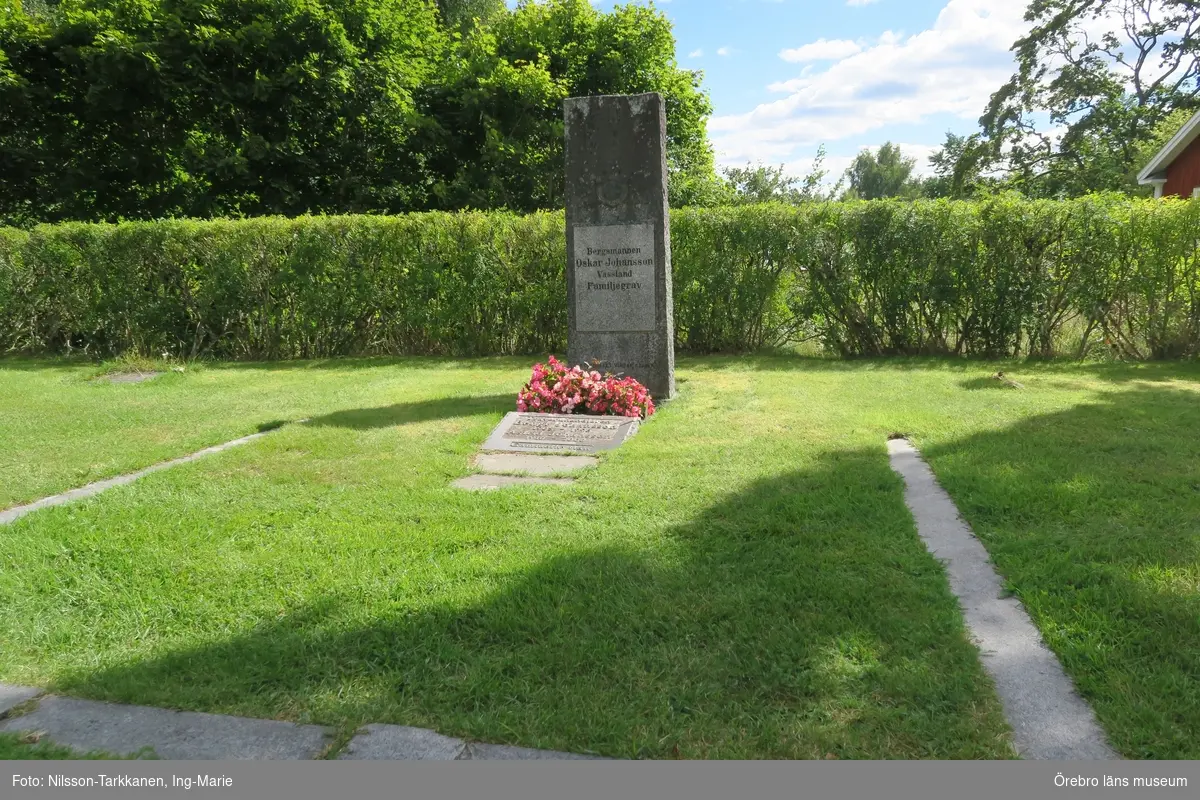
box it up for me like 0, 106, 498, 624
0, 686, 601, 760
887, 438, 1118, 760
0, 426, 301, 526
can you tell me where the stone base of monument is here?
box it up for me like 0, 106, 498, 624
451, 412, 639, 490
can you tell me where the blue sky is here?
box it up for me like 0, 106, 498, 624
595, 0, 1032, 182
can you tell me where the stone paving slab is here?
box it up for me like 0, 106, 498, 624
888, 439, 1118, 761
0, 696, 331, 760
0, 689, 602, 760
0, 683, 40, 715
452, 474, 575, 491
100, 371, 162, 384
462, 742, 603, 760
474, 453, 598, 476
337, 724, 466, 760
337, 725, 605, 760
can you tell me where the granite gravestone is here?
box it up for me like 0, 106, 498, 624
564, 93, 675, 401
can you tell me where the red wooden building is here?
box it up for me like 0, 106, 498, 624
1138, 110, 1200, 198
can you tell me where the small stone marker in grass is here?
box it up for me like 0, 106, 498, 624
100, 371, 162, 384
482, 412, 639, 455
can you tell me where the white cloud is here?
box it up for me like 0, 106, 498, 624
846, 0, 881, 6
716, 46, 735, 57
779, 39, 862, 63
710, 0, 1030, 165
688, 48, 704, 58
893, 142, 942, 176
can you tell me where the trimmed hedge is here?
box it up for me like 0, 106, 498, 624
2, 196, 1199, 360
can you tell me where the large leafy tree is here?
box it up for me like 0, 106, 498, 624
408, 0, 719, 212
979, 0, 1200, 196
435, 0, 505, 32
841, 142, 923, 199
718, 146, 840, 204
1, 0, 446, 222
2, 0, 718, 220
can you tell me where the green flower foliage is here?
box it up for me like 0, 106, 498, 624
2, 197, 1199, 360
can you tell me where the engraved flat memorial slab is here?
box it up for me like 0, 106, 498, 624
482, 412, 639, 455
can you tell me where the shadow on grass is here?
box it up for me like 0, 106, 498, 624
52, 449, 1011, 760
307, 394, 514, 430
0, 356, 102, 372
918, 384, 1200, 759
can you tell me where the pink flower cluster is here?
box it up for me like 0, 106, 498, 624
517, 355, 655, 418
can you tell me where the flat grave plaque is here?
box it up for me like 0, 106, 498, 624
482, 412, 639, 455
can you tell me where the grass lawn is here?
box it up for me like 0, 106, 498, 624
913, 369, 1200, 759
0, 732, 144, 760
0, 356, 1196, 759
0, 359, 302, 509
1, 357, 521, 510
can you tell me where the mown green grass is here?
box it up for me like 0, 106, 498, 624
0, 356, 1196, 758
912, 369, 1200, 760
0, 732, 143, 760
0, 356, 527, 509
0, 356, 1015, 759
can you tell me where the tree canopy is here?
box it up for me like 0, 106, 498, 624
841, 143, 922, 200
975, 0, 1200, 197
1, 0, 448, 222
0, 0, 717, 222
409, 0, 717, 212
7, 0, 1200, 222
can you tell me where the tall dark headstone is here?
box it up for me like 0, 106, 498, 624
564, 92, 675, 401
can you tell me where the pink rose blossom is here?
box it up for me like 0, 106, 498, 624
516, 356, 655, 418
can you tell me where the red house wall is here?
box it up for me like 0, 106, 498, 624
1163, 135, 1200, 197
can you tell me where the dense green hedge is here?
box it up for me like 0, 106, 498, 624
2, 197, 1199, 360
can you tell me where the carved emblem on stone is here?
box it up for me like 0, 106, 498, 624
598, 178, 627, 207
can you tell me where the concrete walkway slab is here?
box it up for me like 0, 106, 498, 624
474, 453, 598, 476
462, 742, 602, 760
887, 439, 1118, 760
0, 431, 270, 525
0, 696, 330, 760
337, 724, 466, 760
452, 474, 574, 490
0, 683, 40, 715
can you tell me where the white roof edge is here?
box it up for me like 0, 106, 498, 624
1138, 109, 1200, 183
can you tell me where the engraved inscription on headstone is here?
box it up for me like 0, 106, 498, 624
482, 412, 639, 455
573, 223, 656, 332
564, 92, 675, 400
